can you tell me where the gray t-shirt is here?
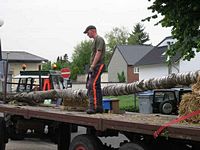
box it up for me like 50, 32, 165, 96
90, 35, 105, 65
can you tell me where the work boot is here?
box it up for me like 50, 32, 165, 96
86, 108, 96, 114
87, 97, 95, 114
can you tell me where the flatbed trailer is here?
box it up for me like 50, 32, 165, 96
0, 104, 199, 150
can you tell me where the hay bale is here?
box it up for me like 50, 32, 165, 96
179, 76, 200, 123
179, 93, 200, 123
192, 77, 200, 95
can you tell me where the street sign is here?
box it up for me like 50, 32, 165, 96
61, 67, 70, 78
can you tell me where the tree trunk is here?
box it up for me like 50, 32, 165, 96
0, 70, 199, 104
102, 71, 199, 96
0, 89, 87, 105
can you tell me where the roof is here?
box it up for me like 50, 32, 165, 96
115, 45, 154, 65
156, 36, 173, 47
135, 46, 180, 66
2, 51, 48, 62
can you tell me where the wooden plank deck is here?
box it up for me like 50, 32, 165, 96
0, 104, 199, 141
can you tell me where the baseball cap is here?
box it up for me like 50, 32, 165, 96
83, 25, 96, 34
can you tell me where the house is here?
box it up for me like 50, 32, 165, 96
135, 36, 200, 81
108, 45, 154, 83
2, 51, 48, 77
0, 51, 48, 91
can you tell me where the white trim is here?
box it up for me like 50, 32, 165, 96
134, 67, 139, 74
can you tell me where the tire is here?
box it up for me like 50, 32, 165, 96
69, 134, 103, 150
0, 118, 6, 150
119, 142, 146, 150
159, 101, 173, 115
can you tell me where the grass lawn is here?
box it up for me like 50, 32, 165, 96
103, 94, 139, 112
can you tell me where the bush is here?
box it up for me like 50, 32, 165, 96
117, 71, 126, 82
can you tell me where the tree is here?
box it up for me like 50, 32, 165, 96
145, 0, 200, 62
128, 23, 150, 44
55, 59, 70, 70
42, 61, 52, 71
42, 53, 71, 71
104, 26, 129, 66
104, 24, 150, 67
63, 53, 69, 62
70, 40, 92, 80
57, 56, 60, 62
105, 26, 129, 51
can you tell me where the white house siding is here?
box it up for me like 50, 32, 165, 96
108, 48, 127, 82
171, 62, 180, 74
10, 62, 42, 77
101, 72, 108, 82
10, 62, 42, 91
179, 52, 200, 72
158, 38, 176, 47
139, 64, 168, 81
139, 63, 180, 81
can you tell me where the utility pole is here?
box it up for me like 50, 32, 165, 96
0, 19, 6, 103
0, 19, 4, 60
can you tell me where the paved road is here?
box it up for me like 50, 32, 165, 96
6, 127, 128, 150
6, 139, 57, 150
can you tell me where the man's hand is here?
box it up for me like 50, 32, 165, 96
88, 65, 94, 74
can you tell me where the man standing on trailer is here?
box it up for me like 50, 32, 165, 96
83, 25, 105, 114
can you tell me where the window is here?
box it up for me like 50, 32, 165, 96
134, 67, 139, 74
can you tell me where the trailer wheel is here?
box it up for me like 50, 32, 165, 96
0, 118, 6, 150
69, 134, 103, 150
159, 101, 173, 115
119, 142, 146, 150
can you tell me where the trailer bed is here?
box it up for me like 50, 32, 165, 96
0, 104, 199, 142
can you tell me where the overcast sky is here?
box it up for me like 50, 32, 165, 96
0, 0, 171, 62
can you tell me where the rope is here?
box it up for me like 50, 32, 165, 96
153, 110, 200, 139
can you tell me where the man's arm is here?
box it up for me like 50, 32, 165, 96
91, 50, 102, 68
